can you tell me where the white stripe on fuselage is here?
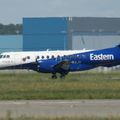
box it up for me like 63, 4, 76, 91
0, 50, 91, 69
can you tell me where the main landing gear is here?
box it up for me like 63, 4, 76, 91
51, 73, 68, 79
51, 74, 57, 79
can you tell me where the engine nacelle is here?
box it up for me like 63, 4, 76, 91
37, 59, 58, 73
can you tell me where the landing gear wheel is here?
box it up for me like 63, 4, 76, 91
51, 74, 57, 79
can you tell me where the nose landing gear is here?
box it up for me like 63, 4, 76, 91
51, 72, 68, 79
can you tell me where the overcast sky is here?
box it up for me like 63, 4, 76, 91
0, 0, 120, 24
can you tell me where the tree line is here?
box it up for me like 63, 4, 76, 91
0, 24, 22, 35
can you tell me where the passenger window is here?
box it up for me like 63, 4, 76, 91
57, 55, 60, 61
47, 56, 49, 59
27, 56, 30, 59
22, 58, 26, 61
42, 56, 44, 59
57, 55, 60, 58
51, 55, 54, 59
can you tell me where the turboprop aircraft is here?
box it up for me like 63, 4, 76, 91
0, 44, 120, 78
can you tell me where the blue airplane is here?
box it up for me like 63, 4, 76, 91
36, 44, 120, 78
0, 44, 120, 78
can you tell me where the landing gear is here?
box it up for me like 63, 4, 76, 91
51, 72, 68, 79
51, 74, 57, 79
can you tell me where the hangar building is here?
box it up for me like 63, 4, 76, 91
23, 17, 68, 51
23, 17, 120, 51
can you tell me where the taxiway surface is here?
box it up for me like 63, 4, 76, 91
0, 100, 120, 117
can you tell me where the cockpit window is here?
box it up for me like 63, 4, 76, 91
6, 55, 10, 58
0, 55, 10, 59
0, 55, 3, 58
3, 55, 6, 58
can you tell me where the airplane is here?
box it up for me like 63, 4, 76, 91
0, 44, 120, 79
0, 49, 90, 78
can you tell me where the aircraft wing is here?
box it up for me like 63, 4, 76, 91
53, 60, 71, 71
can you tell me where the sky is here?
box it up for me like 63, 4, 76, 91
0, 0, 120, 24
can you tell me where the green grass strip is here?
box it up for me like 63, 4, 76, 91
0, 71, 120, 99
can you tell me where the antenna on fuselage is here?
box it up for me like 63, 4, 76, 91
46, 49, 50, 51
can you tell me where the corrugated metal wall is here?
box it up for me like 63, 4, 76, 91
72, 35, 120, 50
23, 17, 68, 51
68, 17, 120, 50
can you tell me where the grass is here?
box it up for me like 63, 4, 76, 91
2, 114, 120, 120
0, 71, 120, 99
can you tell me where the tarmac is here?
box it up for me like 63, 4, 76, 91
0, 100, 120, 118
